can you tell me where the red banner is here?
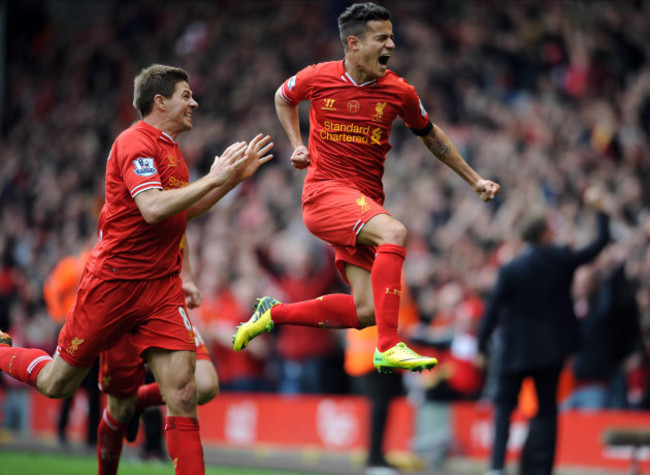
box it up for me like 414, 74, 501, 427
197, 393, 413, 452
5, 387, 650, 472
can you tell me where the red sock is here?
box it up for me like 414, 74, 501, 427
97, 409, 128, 475
372, 243, 406, 351
166, 416, 204, 475
136, 382, 164, 411
272, 294, 361, 329
0, 347, 51, 386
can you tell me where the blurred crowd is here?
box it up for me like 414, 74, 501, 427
1, 0, 650, 426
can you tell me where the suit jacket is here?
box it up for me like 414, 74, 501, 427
478, 212, 610, 374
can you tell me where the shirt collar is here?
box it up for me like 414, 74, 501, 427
338, 59, 378, 87
136, 120, 176, 144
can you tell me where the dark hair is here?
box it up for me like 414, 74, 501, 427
337, 2, 391, 52
132, 64, 190, 119
520, 212, 549, 244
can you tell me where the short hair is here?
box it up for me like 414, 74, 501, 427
337, 2, 391, 52
520, 212, 549, 244
132, 64, 190, 119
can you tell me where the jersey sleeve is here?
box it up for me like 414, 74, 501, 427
117, 132, 164, 198
278, 64, 318, 105
399, 80, 432, 135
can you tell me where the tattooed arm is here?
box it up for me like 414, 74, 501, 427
418, 124, 501, 202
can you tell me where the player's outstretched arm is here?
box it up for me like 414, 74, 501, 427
187, 134, 274, 219
135, 138, 273, 223
135, 142, 248, 223
419, 124, 500, 202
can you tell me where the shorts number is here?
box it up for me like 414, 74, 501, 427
178, 306, 192, 331
193, 325, 205, 346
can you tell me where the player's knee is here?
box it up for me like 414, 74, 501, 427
196, 370, 219, 405
166, 379, 198, 415
38, 378, 77, 399
197, 379, 219, 405
35, 355, 87, 399
107, 399, 136, 424
195, 361, 219, 405
355, 302, 376, 327
381, 220, 407, 246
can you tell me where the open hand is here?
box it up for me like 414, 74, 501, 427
209, 141, 248, 186
234, 134, 274, 181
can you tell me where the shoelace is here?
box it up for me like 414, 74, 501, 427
392, 343, 421, 358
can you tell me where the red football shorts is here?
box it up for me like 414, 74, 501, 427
302, 182, 388, 283
99, 324, 209, 398
58, 270, 197, 371
98, 336, 147, 398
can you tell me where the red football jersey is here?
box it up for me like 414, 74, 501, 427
279, 60, 430, 204
88, 121, 188, 280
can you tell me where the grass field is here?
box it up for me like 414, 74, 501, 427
0, 451, 316, 475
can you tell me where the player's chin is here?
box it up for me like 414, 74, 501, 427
375, 65, 388, 77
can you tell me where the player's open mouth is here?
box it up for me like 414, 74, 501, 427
378, 54, 391, 67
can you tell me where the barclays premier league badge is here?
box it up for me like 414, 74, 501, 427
133, 157, 157, 177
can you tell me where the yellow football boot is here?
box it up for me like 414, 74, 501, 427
373, 342, 438, 373
232, 296, 280, 351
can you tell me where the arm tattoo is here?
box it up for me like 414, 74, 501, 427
429, 137, 451, 159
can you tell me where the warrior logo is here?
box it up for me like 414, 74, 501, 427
322, 99, 336, 111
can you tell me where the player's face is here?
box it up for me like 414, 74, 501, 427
164, 81, 198, 135
356, 20, 395, 80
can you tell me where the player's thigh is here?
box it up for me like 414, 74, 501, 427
302, 185, 386, 248
146, 348, 196, 409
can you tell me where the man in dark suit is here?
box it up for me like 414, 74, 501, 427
476, 189, 611, 475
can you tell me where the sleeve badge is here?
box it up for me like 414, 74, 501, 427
132, 157, 157, 177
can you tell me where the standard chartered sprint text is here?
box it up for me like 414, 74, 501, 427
321, 121, 382, 145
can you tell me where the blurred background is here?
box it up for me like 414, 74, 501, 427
0, 0, 649, 473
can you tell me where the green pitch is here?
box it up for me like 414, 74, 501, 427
0, 451, 315, 475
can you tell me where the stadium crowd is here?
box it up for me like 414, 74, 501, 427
1, 0, 650, 429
